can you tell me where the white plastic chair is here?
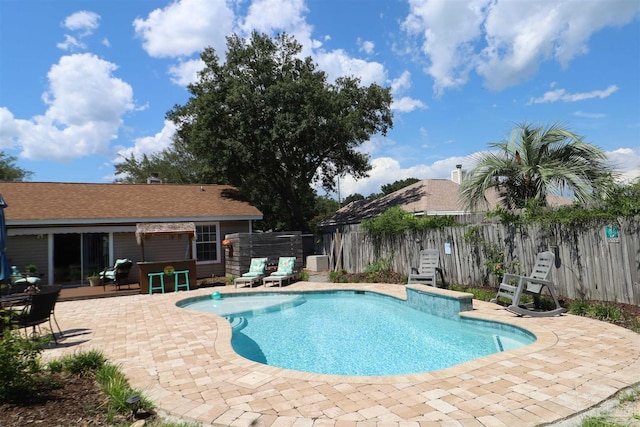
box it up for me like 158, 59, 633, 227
407, 249, 441, 287
491, 251, 566, 317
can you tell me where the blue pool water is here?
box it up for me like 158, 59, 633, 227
179, 291, 535, 376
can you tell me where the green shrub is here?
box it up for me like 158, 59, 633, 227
485, 181, 640, 227
447, 284, 494, 301
46, 359, 64, 374
630, 317, 640, 334
329, 268, 405, 284
588, 303, 622, 321
363, 257, 393, 273
0, 328, 45, 402
96, 363, 153, 420
462, 226, 522, 283
298, 270, 309, 281
59, 349, 107, 375
329, 270, 349, 283
361, 206, 458, 238
569, 300, 590, 316
465, 288, 496, 302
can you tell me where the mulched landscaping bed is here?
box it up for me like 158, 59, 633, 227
0, 373, 156, 427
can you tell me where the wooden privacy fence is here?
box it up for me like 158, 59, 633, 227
320, 216, 640, 305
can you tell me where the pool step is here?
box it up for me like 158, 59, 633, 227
226, 316, 248, 332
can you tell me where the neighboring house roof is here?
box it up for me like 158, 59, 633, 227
0, 182, 263, 226
319, 178, 573, 226
321, 179, 466, 226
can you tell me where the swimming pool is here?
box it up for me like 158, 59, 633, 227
179, 291, 535, 376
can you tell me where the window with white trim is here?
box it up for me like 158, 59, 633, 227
195, 224, 219, 262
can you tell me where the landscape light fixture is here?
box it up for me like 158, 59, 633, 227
126, 394, 141, 418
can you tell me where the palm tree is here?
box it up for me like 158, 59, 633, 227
460, 123, 617, 210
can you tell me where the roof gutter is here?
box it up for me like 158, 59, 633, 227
6, 214, 263, 227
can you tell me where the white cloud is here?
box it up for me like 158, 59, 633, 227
133, 0, 393, 93
63, 10, 100, 34
0, 108, 19, 149
607, 147, 640, 183
133, 0, 235, 58
388, 71, 427, 112
0, 53, 135, 161
390, 71, 412, 94
168, 58, 206, 86
402, 0, 640, 93
115, 120, 176, 162
238, 0, 322, 60
402, 0, 486, 95
315, 49, 387, 86
573, 111, 606, 119
57, 34, 86, 51
57, 10, 101, 51
392, 96, 427, 112
528, 85, 618, 104
357, 135, 396, 157
358, 38, 375, 54
240, 0, 312, 42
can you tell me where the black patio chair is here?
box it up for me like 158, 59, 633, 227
10, 286, 62, 343
101, 259, 134, 291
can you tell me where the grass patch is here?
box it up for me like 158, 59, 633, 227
579, 415, 626, 427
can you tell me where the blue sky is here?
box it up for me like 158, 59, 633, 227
1, 0, 639, 199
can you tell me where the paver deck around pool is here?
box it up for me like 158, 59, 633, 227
44, 282, 640, 427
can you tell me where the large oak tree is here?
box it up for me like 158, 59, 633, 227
163, 32, 392, 230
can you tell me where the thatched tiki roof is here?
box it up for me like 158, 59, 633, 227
135, 222, 197, 261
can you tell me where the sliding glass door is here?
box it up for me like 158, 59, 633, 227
53, 232, 108, 284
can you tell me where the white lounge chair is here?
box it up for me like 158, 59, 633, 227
491, 251, 566, 317
407, 249, 441, 287
263, 257, 296, 287
234, 258, 267, 288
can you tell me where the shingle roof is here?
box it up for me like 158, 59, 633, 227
0, 182, 262, 225
319, 178, 572, 226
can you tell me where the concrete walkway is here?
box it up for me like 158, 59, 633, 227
44, 282, 640, 427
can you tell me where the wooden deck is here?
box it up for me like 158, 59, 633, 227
58, 278, 226, 301
58, 282, 142, 301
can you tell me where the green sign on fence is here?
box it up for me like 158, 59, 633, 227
605, 225, 620, 243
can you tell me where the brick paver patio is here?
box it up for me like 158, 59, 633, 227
43, 282, 640, 427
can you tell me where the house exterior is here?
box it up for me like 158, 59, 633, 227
0, 182, 262, 285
